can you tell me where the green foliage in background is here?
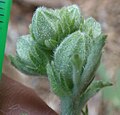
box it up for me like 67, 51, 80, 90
10, 5, 112, 115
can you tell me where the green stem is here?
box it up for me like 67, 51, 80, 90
60, 96, 82, 115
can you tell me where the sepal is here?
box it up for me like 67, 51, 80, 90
47, 62, 72, 96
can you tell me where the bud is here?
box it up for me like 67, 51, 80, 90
10, 35, 51, 75
31, 5, 81, 49
47, 17, 107, 96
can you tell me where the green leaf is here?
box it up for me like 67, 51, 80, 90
79, 80, 112, 109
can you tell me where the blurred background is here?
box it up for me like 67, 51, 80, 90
3, 0, 120, 115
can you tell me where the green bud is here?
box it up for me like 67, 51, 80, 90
10, 35, 51, 75
31, 5, 81, 49
47, 18, 106, 96
54, 30, 86, 79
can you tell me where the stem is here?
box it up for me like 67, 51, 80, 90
60, 96, 82, 115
